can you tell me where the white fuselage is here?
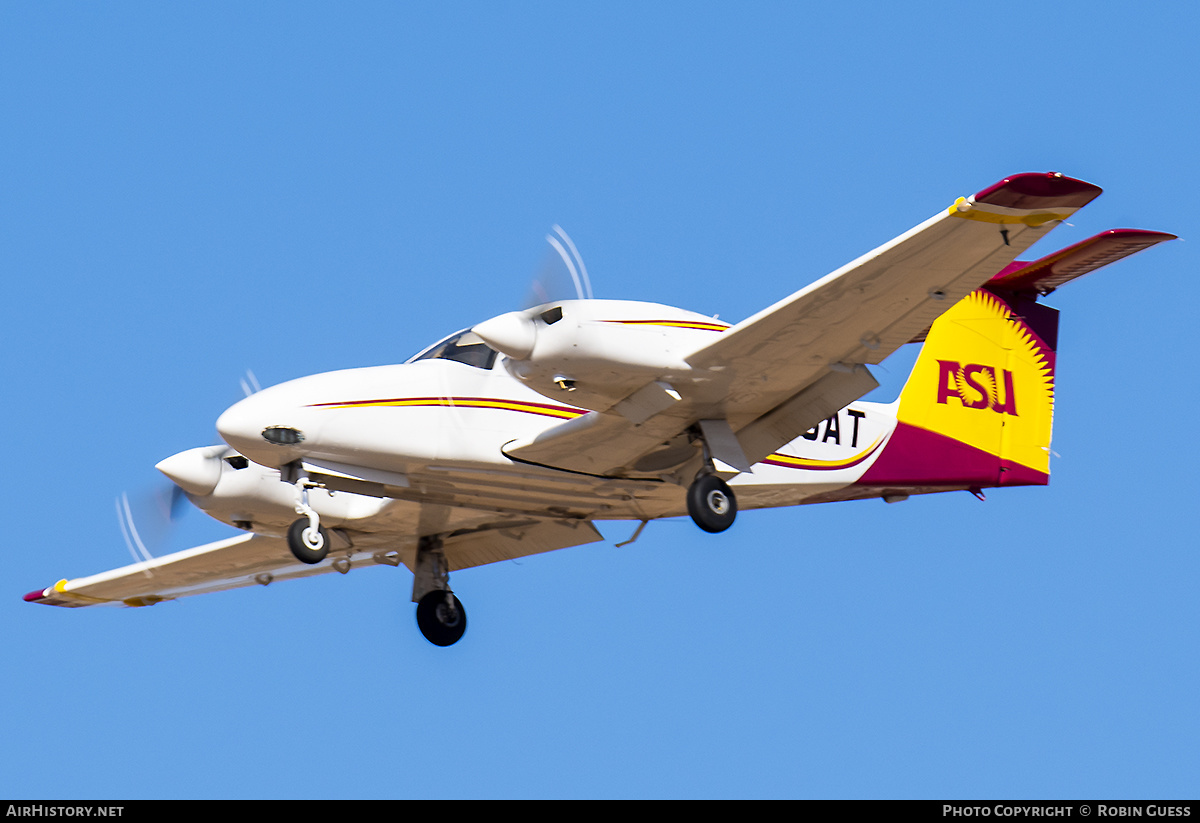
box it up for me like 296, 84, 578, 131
197, 302, 902, 548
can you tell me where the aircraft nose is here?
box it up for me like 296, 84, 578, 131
155, 446, 226, 496
216, 395, 267, 457
216, 390, 310, 467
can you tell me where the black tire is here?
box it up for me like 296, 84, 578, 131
416, 590, 468, 646
286, 518, 330, 565
687, 474, 737, 533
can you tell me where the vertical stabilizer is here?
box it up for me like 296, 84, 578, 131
858, 288, 1059, 489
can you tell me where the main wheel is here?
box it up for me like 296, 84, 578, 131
416, 591, 468, 646
286, 518, 330, 565
687, 474, 737, 533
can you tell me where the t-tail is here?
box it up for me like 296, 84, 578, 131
857, 228, 1175, 495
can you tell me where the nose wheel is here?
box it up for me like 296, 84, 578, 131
687, 474, 737, 533
287, 518, 330, 564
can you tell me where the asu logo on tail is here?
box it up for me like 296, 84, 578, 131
936, 360, 1018, 416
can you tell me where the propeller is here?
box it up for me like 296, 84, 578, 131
116, 481, 187, 565
480, 226, 595, 359
117, 444, 235, 564
438, 227, 596, 425
522, 225, 594, 308
239, 369, 261, 398
115, 370, 261, 563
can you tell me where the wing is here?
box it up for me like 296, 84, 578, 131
25, 519, 604, 608
506, 172, 1102, 474
25, 533, 311, 607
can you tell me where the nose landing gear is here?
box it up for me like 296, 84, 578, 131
286, 476, 329, 564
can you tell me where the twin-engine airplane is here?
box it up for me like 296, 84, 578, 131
26, 172, 1173, 645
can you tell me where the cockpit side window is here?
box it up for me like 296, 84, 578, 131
409, 330, 499, 370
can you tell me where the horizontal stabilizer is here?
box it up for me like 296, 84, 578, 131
988, 228, 1176, 294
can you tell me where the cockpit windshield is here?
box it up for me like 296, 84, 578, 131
408, 330, 499, 370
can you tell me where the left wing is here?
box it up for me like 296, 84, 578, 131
25, 519, 604, 608
25, 534, 312, 607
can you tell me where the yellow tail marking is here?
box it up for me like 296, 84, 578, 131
899, 290, 1054, 474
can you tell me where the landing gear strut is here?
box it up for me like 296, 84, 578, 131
684, 421, 742, 533
287, 475, 329, 564
412, 534, 467, 646
687, 473, 737, 533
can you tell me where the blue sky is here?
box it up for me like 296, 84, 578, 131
3, 2, 1197, 799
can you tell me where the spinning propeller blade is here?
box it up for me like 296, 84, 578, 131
116, 483, 185, 564
522, 225, 594, 308
117, 444, 230, 563
239, 369, 261, 398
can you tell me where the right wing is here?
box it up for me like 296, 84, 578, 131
684, 173, 1102, 425
508, 172, 1103, 475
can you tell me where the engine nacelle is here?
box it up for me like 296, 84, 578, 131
471, 299, 729, 413
157, 446, 385, 536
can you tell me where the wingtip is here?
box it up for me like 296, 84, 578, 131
973, 172, 1103, 210
1102, 228, 1178, 243
24, 579, 76, 606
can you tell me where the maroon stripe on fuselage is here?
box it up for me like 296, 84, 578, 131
306, 396, 586, 415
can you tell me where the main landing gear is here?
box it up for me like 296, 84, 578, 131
683, 422, 741, 533
686, 473, 737, 533
416, 590, 467, 647
412, 534, 467, 646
